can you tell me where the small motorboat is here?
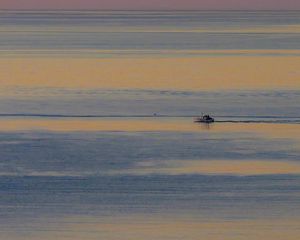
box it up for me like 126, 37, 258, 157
194, 114, 215, 123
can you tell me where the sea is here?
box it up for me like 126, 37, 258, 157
0, 10, 300, 239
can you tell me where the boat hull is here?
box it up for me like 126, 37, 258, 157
194, 117, 215, 123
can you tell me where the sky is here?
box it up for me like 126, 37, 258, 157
0, 0, 300, 10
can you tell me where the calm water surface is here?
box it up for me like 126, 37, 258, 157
0, 10, 300, 240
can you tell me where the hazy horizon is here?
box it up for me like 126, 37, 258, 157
1, 8, 300, 11
1, 0, 300, 11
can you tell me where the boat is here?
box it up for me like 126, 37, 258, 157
194, 114, 215, 123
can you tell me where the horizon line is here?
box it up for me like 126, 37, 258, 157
1, 9, 300, 11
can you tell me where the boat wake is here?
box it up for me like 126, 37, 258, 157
215, 116, 300, 124
0, 114, 299, 124
216, 120, 300, 124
